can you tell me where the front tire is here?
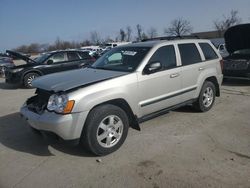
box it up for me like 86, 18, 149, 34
23, 72, 40, 88
194, 81, 216, 112
81, 104, 129, 156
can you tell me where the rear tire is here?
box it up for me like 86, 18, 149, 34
23, 72, 40, 88
81, 104, 129, 156
193, 81, 216, 112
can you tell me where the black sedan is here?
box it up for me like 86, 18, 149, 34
5, 50, 95, 88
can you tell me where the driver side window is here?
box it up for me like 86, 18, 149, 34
48, 53, 66, 63
149, 45, 177, 70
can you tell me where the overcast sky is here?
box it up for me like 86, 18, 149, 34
0, 0, 249, 52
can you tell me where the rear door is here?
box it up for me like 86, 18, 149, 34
63, 51, 82, 70
137, 45, 182, 117
177, 43, 203, 102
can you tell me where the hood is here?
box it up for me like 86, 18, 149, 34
224, 24, 250, 54
32, 68, 128, 92
6, 50, 36, 64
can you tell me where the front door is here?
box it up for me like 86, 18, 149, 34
137, 45, 182, 117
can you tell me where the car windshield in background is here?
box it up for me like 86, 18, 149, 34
34, 53, 51, 63
91, 47, 151, 72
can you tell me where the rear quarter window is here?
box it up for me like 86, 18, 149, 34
78, 52, 91, 59
178, 43, 202, 66
67, 52, 80, 61
199, 43, 218, 60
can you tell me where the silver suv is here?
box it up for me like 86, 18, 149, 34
21, 38, 223, 155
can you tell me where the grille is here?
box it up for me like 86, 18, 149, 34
27, 89, 52, 114
224, 60, 249, 70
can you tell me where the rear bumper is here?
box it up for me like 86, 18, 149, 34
20, 105, 89, 140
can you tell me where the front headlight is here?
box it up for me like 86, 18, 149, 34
47, 94, 75, 114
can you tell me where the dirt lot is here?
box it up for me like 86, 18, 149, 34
0, 78, 249, 188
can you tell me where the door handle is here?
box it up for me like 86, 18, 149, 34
199, 67, 204, 71
170, 73, 180, 78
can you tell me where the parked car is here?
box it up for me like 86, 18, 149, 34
0, 57, 14, 77
79, 49, 100, 59
5, 50, 95, 88
20, 38, 223, 155
223, 24, 250, 80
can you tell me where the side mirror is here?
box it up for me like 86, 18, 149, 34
144, 61, 162, 74
47, 59, 53, 65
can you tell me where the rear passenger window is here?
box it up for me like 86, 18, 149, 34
67, 52, 80, 61
149, 45, 176, 70
199, 43, 218, 60
178, 43, 201, 66
78, 52, 91, 59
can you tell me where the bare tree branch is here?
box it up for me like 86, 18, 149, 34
147, 27, 158, 38
119, 29, 126, 41
213, 10, 241, 37
126, 26, 132, 42
164, 18, 193, 36
90, 31, 101, 45
136, 24, 143, 41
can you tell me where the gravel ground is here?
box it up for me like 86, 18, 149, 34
0, 77, 249, 188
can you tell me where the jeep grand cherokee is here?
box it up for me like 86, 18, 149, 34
20, 38, 223, 155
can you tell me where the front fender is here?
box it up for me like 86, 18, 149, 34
68, 73, 139, 115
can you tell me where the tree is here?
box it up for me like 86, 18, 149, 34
81, 40, 91, 47
214, 10, 241, 37
104, 36, 114, 43
141, 32, 148, 40
90, 31, 101, 45
136, 24, 143, 41
147, 27, 158, 39
27, 43, 40, 53
164, 18, 193, 36
119, 29, 126, 41
126, 26, 132, 42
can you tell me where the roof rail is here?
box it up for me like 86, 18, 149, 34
141, 35, 200, 42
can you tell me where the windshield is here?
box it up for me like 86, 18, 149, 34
34, 53, 51, 63
91, 47, 150, 72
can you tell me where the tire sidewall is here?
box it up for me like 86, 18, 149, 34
83, 104, 129, 155
198, 81, 216, 112
23, 72, 39, 88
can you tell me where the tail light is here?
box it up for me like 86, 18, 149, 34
220, 59, 224, 70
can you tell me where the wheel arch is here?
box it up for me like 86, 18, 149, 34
204, 76, 220, 97
87, 98, 140, 131
22, 69, 43, 82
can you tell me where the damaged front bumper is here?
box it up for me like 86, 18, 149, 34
20, 104, 89, 141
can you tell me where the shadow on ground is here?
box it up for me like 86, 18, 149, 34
0, 112, 94, 157
0, 82, 21, 90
